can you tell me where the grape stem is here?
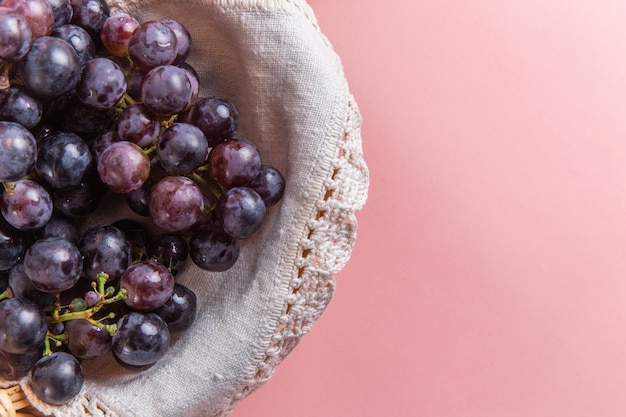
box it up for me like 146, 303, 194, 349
0, 61, 12, 90
0, 288, 13, 301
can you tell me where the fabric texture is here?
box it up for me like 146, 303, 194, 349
1, 0, 369, 415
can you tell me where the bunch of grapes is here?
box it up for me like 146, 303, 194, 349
0, 0, 285, 406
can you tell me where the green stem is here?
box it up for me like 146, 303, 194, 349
0, 288, 13, 301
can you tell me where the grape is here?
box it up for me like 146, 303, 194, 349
125, 69, 145, 101
149, 176, 205, 232
30, 351, 84, 405
124, 180, 151, 217
189, 223, 240, 271
179, 97, 239, 146
0, 7, 32, 61
128, 20, 178, 70
47, 0, 73, 28
79, 224, 131, 281
0, 86, 43, 129
50, 23, 96, 65
2, 0, 54, 38
100, 12, 139, 57
97, 141, 151, 193
52, 172, 106, 218
0, 297, 47, 354
18, 36, 81, 98
0, 216, 24, 271
39, 214, 80, 244
120, 260, 174, 312
248, 164, 286, 207
0, 121, 37, 183
147, 233, 188, 276
116, 104, 160, 147
141, 64, 194, 115
111, 218, 150, 263
76, 57, 127, 110
155, 283, 197, 333
0, 179, 53, 230
23, 237, 83, 293
216, 187, 266, 239
0, 346, 41, 380
161, 19, 191, 64
157, 122, 209, 175
8, 262, 55, 306
209, 138, 261, 187
55, 94, 112, 134
69, 0, 109, 34
88, 130, 120, 161
111, 311, 170, 369
66, 319, 111, 359
35, 131, 93, 190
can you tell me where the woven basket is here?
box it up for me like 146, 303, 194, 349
0, 0, 368, 416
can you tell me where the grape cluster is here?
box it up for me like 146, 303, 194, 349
0, 0, 285, 406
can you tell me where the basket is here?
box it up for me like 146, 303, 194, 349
0, 0, 368, 416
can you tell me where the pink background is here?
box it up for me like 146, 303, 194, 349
232, 1, 626, 416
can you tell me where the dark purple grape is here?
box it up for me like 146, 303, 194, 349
56, 94, 112, 134
50, 23, 95, 65
209, 138, 261, 187
2, 0, 54, 38
0, 179, 52, 230
147, 233, 188, 276
39, 214, 80, 244
116, 104, 160, 147
161, 19, 191, 64
0, 7, 32, 61
128, 20, 177, 70
8, 263, 55, 306
0, 216, 24, 271
79, 224, 131, 281
0, 86, 43, 129
216, 187, 266, 239
30, 351, 84, 405
124, 180, 151, 217
23, 237, 83, 293
0, 121, 37, 183
100, 12, 139, 57
125, 69, 145, 101
0, 297, 47, 354
189, 223, 240, 271
155, 283, 196, 333
141, 64, 194, 115
18, 36, 81, 98
0, 346, 41, 380
47, 0, 73, 27
35, 131, 93, 190
248, 165, 285, 207
157, 123, 208, 175
179, 97, 239, 146
112, 311, 169, 369
88, 130, 120, 161
69, 0, 109, 34
76, 57, 127, 110
52, 172, 106, 218
97, 141, 151, 193
148, 176, 205, 232
66, 319, 111, 359
111, 219, 150, 263
120, 260, 174, 312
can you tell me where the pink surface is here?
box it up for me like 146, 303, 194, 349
232, 1, 626, 416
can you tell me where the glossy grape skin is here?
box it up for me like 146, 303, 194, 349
141, 64, 194, 115
0, 179, 53, 230
120, 260, 174, 312
247, 164, 285, 207
30, 351, 84, 405
0, 121, 37, 183
66, 319, 111, 359
39, 214, 80, 244
189, 224, 240, 271
79, 224, 131, 281
2, 0, 54, 38
19, 36, 81, 98
116, 104, 160, 147
50, 24, 95, 65
157, 123, 208, 175
69, 0, 109, 34
0, 297, 47, 354
179, 97, 239, 146
0, 86, 43, 129
23, 237, 83, 293
35, 131, 93, 190
216, 187, 266, 239
124, 180, 151, 217
8, 262, 55, 306
89, 130, 120, 161
77, 57, 127, 110
128, 20, 177, 70
112, 219, 150, 262
0, 346, 41, 380
112, 311, 170, 369
55, 94, 111, 134
148, 176, 205, 232
100, 12, 139, 57
47, 0, 73, 27
209, 138, 261, 187
161, 19, 191, 64
0, 216, 24, 271
155, 283, 197, 333
97, 141, 151, 193
52, 172, 106, 218
147, 233, 188, 276
0, 7, 32, 61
